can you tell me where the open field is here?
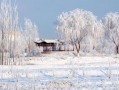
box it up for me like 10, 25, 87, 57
0, 52, 119, 90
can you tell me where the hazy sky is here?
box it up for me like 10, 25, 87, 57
0, 0, 119, 38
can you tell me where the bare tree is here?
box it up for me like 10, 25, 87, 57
89, 21, 104, 53
24, 18, 39, 56
103, 12, 119, 54
57, 9, 98, 56
0, 0, 20, 65
0, 0, 12, 64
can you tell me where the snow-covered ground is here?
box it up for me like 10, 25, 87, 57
0, 52, 119, 90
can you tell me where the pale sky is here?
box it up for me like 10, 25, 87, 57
0, 0, 119, 38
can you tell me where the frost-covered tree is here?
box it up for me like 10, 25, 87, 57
57, 9, 98, 56
9, 28, 27, 58
0, 0, 40, 64
11, 1, 19, 62
0, 0, 23, 64
89, 21, 104, 53
103, 12, 119, 54
0, 0, 17, 64
24, 18, 39, 56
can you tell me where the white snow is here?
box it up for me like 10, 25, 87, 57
0, 52, 119, 90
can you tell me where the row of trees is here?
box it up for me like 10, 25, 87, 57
57, 9, 119, 56
0, 0, 39, 65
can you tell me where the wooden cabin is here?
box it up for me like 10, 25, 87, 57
35, 39, 64, 52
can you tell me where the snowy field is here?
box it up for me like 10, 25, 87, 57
0, 52, 119, 90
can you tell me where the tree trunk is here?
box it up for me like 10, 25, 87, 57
73, 45, 75, 51
28, 38, 31, 56
116, 46, 118, 54
74, 43, 80, 57
1, 29, 4, 65
1, 50, 4, 65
